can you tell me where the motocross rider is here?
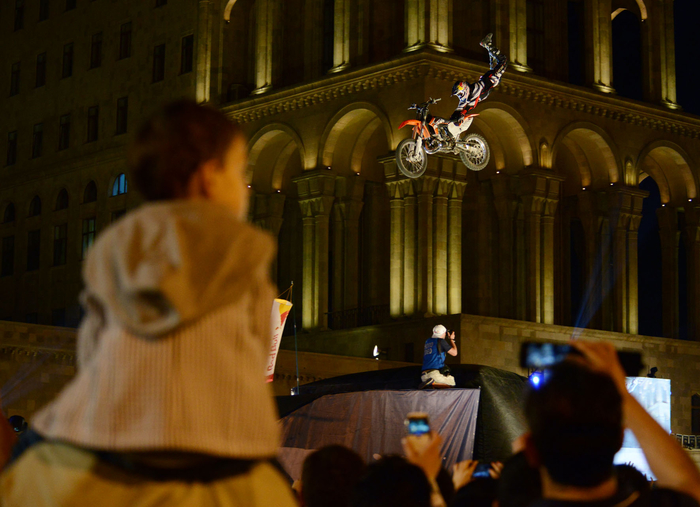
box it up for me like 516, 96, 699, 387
439, 33, 508, 140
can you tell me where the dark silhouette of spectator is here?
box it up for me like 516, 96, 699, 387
522, 341, 700, 507
352, 455, 432, 507
450, 477, 498, 507
299, 445, 366, 507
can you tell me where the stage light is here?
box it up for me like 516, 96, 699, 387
582, 187, 587, 191
496, 170, 501, 174
529, 371, 544, 388
662, 203, 666, 207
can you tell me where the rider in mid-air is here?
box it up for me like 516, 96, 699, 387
439, 33, 508, 140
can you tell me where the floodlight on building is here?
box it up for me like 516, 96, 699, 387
496, 170, 501, 175
582, 187, 587, 191
373, 345, 379, 360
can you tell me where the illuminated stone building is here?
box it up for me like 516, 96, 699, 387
1, 0, 700, 435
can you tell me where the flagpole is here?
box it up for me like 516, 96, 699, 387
290, 282, 300, 394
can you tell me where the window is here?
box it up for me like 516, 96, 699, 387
111, 173, 127, 196
693, 394, 700, 434
81, 217, 95, 258
10, 62, 20, 96
155, 0, 166, 6
119, 22, 132, 60
90, 32, 102, 69
83, 181, 97, 203
27, 229, 40, 271
51, 308, 66, 326
87, 106, 99, 142
15, 0, 25, 31
1, 236, 14, 277
32, 123, 43, 158
28, 196, 42, 217
53, 224, 67, 266
58, 114, 71, 150
111, 209, 126, 222
55, 189, 68, 210
36, 53, 47, 87
65, 0, 75, 11
180, 35, 194, 74
6, 131, 17, 166
62, 43, 73, 78
116, 97, 128, 134
39, 0, 49, 21
3, 204, 15, 223
152, 44, 165, 83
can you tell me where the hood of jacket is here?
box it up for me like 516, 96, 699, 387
82, 200, 276, 337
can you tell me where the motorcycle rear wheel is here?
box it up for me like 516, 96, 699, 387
459, 133, 490, 171
396, 138, 428, 178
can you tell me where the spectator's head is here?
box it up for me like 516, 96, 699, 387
451, 477, 498, 507
497, 451, 541, 507
128, 100, 248, 217
615, 464, 650, 496
301, 445, 366, 507
351, 455, 431, 507
524, 361, 623, 488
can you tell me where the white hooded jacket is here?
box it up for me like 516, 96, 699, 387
32, 200, 281, 458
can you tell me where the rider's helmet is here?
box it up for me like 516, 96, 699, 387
452, 81, 470, 101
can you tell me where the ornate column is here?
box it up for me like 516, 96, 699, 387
652, 0, 680, 109
684, 205, 700, 341
433, 179, 450, 315
415, 176, 438, 315
328, 0, 351, 73
588, 0, 614, 93
509, 0, 531, 72
196, 0, 213, 102
493, 174, 518, 319
405, 0, 452, 52
657, 206, 679, 339
251, 0, 276, 94
387, 181, 405, 317
448, 181, 466, 314
294, 169, 336, 330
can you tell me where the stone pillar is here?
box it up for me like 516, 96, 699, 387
658, 206, 679, 339
653, 0, 680, 109
415, 176, 438, 316
196, 0, 213, 103
387, 182, 405, 317
493, 174, 517, 319
294, 170, 336, 330
328, 0, 351, 73
334, 176, 365, 327
433, 179, 449, 315
448, 182, 466, 314
588, 0, 614, 93
684, 206, 700, 341
251, 0, 276, 94
521, 170, 563, 324
508, 0, 531, 72
405, 0, 452, 52
403, 184, 417, 316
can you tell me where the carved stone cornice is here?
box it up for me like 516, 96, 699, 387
222, 52, 700, 139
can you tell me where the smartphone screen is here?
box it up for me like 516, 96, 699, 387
520, 342, 572, 368
472, 462, 491, 479
406, 416, 430, 436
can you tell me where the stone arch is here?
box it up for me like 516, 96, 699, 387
637, 140, 697, 205
473, 102, 535, 174
223, 0, 239, 21
611, 0, 647, 20
552, 122, 620, 196
54, 188, 69, 211
319, 102, 393, 181
247, 122, 305, 194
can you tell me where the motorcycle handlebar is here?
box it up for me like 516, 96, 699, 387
408, 104, 417, 110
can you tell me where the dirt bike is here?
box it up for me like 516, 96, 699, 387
395, 97, 490, 178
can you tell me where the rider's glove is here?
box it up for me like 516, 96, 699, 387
449, 110, 464, 122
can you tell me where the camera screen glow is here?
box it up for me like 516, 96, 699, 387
407, 419, 430, 436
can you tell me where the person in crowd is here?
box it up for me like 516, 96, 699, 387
0, 398, 16, 470
450, 460, 503, 507
298, 445, 366, 507
352, 455, 433, 507
421, 325, 458, 387
0, 100, 296, 506
522, 340, 700, 507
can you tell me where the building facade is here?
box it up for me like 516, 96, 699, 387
1, 0, 700, 433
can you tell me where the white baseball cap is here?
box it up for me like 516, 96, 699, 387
432, 325, 447, 338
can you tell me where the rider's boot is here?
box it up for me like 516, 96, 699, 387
480, 33, 504, 70
479, 33, 494, 50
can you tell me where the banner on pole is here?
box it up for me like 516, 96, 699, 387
266, 298, 293, 382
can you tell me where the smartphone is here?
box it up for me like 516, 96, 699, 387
472, 462, 491, 479
405, 412, 432, 452
519, 341, 643, 376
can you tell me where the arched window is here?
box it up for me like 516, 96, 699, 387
3, 203, 15, 223
83, 181, 97, 203
28, 196, 42, 217
111, 173, 127, 196
55, 189, 69, 211
612, 9, 643, 100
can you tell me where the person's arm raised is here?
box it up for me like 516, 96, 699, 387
446, 332, 458, 357
570, 341, 700, 503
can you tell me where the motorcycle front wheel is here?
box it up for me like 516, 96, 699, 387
459, 133, 490, 171
396, 138, 428, 178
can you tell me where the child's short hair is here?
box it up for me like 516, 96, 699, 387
128, 100, 243, 201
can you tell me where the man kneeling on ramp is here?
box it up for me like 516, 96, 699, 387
421, 325, 457, 387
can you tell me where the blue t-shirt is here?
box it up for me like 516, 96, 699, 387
422, 337, 451, 371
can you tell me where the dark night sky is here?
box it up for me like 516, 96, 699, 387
674, 0, 700, 116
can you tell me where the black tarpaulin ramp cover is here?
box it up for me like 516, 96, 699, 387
276, 364, 528, 468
